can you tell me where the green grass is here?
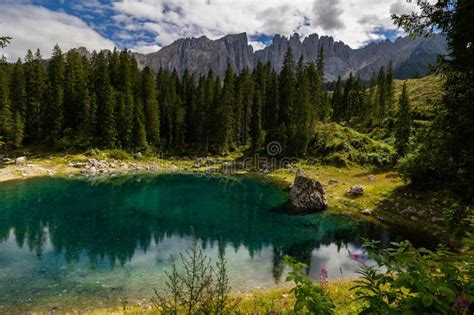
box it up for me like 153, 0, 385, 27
393, 75, 444, 120
61, 281, 358, 314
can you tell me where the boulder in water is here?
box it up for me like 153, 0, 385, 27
290, 169, 328, 213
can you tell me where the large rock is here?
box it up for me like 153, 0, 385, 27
290, 170, 328, 213
345, 185, 365, 197
15, 156, 27, 165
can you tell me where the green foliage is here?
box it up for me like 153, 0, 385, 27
0, 36, 11, 48
284, 256, 335, 314
310, 123, 396, 166
392, 0, 474, 203
352, 238, 474, 314
107, 149, 129, 160
395, 82, 411, 157
153, 235, 231, 315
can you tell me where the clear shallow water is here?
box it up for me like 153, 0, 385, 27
0, 174, 400, 309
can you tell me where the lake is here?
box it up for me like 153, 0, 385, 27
0, 174, 402, 310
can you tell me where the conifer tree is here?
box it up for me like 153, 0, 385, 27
93, 51, 117, 147
181, 70, 196, 144
250, 88, 265, 152
278, 48, 296, 152
64, 50, 89, 133
385, 61, 394, 110
376, 66, 386, 118
13, 110, 24, 148
9, 59, 26, 146
293, 55, 312, 155
44, 44, 65, 144
24, 49, 46, 142
10, 59, 26, 118
141, 67, 160, 147
395, 82, 411, 157
264, 67, 279, 143
331, 76, 343, 122
341, 72, 354, 121
115, 50, 135, 148
234, 67, 253, 145
214, 64, 235, 153
0, 66, 13, 145
171, 70, 186, 148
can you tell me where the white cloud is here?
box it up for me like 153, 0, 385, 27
0, 4, 115, 61
130, 43, 162, 54
110, 0, 420, 52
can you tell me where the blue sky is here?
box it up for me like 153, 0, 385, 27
0, 0, 418, 60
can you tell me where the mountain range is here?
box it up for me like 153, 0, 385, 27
81, 32, 448, 82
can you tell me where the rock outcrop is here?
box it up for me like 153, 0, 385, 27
290, 170, 328, 213
132, 32, 447, 80
254, 33, 447, 81
134, 33, 254, 78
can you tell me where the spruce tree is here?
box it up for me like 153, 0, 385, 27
64, 50, 90, 134
250, 88, 265, 152
13, 111, 24, 148
115, 50, 135, 148
93, 51, 117, 147
341, 72, 354, 121
331, 76, 343, 122
278, 48, 296, 152
171, 70, 185, 148
141, 67, 160, 147
292, 55, 312, 155
45, 44, 65, 145
24, 49, 46, 142
0, 66, 13, 145
213, 64, 234, 153
385, 61, 394, 110
264, 67, 279, 143
376, 66, 386, 118
395, 82, 411, 157
9, 59, 26, 146
10, 59, 26, 118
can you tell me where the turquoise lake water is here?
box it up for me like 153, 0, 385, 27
0, 174, 401, 310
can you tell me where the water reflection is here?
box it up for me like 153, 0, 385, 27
0, 174, 399, 307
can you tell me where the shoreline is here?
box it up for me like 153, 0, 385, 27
0, 150, 455, 245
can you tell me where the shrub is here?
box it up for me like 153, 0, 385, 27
284, 256, 335, 314
153, 235, 231, 314
351, 236, 474, 314
108, 149, 129, 160
310, 123, 396, 167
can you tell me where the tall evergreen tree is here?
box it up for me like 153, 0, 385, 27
341, 72, 354, 121
10, 59, 26, 118
250, 88, 265, 152
0, 66, 13, 145
331, 76, 343, 122
93, 51, 117, 147
292, 55, 312, 155
278, 48, 296, 151
24, 49, 46, 142
115, 50, 135, 148
44, 44, 65, 144
385, 61, 394, 110
9, 59, 26, 147
376, 66, 386, 118
141, 67, 160, 147
264, 67, 279, 143
214, 64, 235, 153
395, 82, 411, 157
